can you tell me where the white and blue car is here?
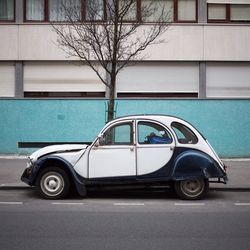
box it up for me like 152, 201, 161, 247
21, 115, 227, 200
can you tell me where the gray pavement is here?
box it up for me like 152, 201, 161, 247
0, 157, 249, 190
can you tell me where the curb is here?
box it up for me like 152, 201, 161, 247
0, 186, 33, 190
0, 155, 28, 159
210, 187, 250, 192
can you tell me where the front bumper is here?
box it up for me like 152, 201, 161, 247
21, 167, 34, 186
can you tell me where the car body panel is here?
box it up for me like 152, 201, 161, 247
170, 148, 226, 180
89, 145, 137, 178
21, 115, 228, 197
29, 144, 88, 162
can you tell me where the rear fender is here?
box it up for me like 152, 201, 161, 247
171, 150, 224, 181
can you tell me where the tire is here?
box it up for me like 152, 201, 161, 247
36, 167, 70, 199
174, 178, 209, 200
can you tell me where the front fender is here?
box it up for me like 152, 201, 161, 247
171, 149, 224, 181
28, 156, 86, 196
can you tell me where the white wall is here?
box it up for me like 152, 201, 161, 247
1, 24, 250, 61
0, 26, 18, 60
204, 25, 250, 61
0, 63, 15, 97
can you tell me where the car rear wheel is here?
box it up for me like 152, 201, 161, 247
36, 167, 70, 199
174, 178, 209, 200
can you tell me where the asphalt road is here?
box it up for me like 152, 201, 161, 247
0, 188, 250, 250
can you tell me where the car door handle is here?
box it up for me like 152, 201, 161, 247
170, 146, 174, 151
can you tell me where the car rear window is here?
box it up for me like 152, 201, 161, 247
171, 122, 198, 144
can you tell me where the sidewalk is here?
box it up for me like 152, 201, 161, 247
0, 157, 250, 190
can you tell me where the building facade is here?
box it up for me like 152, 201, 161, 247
0, 0, 250, 156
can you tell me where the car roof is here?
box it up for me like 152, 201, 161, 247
112, 114, 188, 125
100, 114, 206, 141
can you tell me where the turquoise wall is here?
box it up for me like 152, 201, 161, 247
0, 99, 249, 157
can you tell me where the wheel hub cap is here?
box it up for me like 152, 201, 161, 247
40, 172, 64, 197
180, 179, 205, 198
48, 179, 57, 189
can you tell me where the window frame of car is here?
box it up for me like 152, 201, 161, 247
98, 121, 135, 146
171, 121, 198, 145
136, 119, 175, 146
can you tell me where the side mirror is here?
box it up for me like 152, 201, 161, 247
95, 135, 105, 147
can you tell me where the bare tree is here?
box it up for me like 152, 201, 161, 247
52, 0, 171, 122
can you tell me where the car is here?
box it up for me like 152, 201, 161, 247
21, 115, 228, 200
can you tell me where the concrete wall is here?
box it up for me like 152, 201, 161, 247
0, 99, 249, 157
1, 24, 250, 61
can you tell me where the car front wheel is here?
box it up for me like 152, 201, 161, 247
174, 178, 209, 200
36, 167, 70, 199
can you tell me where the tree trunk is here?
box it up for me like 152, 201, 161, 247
107, 2, 119, 123
107, 72, 116, 122
107, 86, 115, 122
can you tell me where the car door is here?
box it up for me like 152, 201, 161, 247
88, 121, 136, 179
136, 120, 175, 176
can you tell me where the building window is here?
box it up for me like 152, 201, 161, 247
208, 4, 226, 21
231, 4, 250, 22
26, 0, 45, 21
23, 62, 106, 98
49, 0, 81, 22
119, 0, 137, 21
208, 4, 250, 22
141, 0, 197, 23
24, 92, 105, 98
0, 0, 14, 21
141, 0, 174, 22
116, 62, 199, 98
177, 0, 196, 22
86, 0, 105, 21
206, 62, 250, 98
23, 0, 197, 23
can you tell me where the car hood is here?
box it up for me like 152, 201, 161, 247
29, 144, 88, 162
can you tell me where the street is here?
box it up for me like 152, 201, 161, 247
0, 158, 250, 250
0, 187, 250, 250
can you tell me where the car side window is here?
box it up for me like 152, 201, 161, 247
138, 121, 173, 144
171, 122, 198, 144
103, 123, 133, 145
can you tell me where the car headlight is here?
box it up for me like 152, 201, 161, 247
26, 157, 34, 168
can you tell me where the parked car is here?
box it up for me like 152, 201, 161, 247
21, 115, 227, 200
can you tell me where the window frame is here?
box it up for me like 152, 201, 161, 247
140, 0, 198, 24
24, 91, 105, 98
174, 0, 198, 23
84, 0, 107, 22
137, 120, 173, 145
171, 121, 198, 145
24, 0, 84, 22
24, 0, 46, 22
0, 0, 15, 22
208, 3, 250, 23
23, 0, 198, 23
102, 122, 134, 146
